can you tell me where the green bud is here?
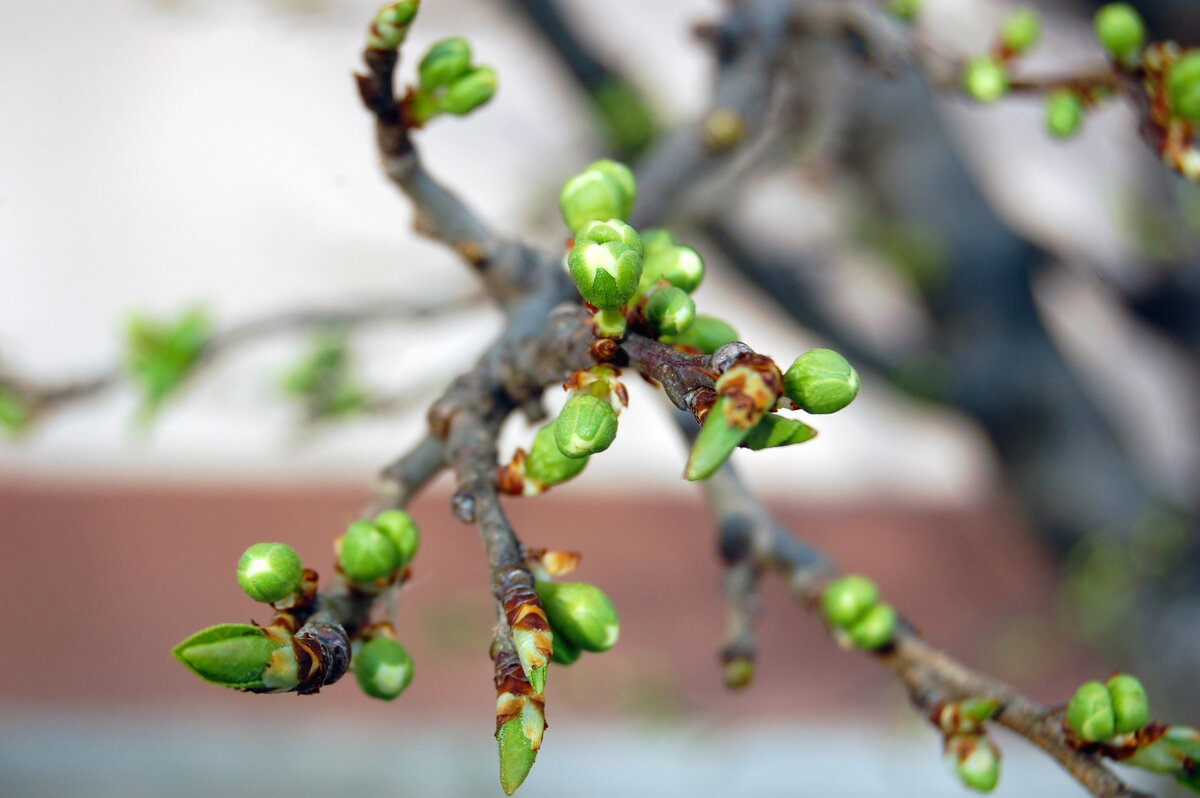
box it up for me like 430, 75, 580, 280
1002, 9, 1040, 54
497, 704, 541, 796
1045, 90, 1084, 139
640, 244, 705, 294
589, 79, 656, 157
555, 394, 618, 458
236, 542, 303, 604
173, 623, 291, 691
353, 636, 413, 700
723, 657, 755, 690
887, 0, 920, 22
1066, 681, 1116, 741
566, 240, 643, 309
946, 734, 1001, 793
0, 386, 32, 436
367, 1, 420, 50
373, 509, 420, 568
339, 520, 402, 584
535, 581, 619, 652
1168, 51, 1200, 124
440, 66, 498, 116
847, 603, 897, 650
660, 315, 739, 354
418, 37, 472, 90
1106, 673, 1149, 734
550, 629, 581, 665
784, 348, 860, 414
575, 218, 642, 251
559, 162, 635, 232
643, 285, 696, 336
821, 575, 880, 628
742, 413, 818, 451
1094, 4, 1144, 62
584, 160, 636, 216
685, 396, 754, 481
962, 57, 1009, 104
525, 421, 588, 488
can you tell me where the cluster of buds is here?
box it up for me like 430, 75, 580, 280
123, 308, 211, 422
960, 7, 1042, 106
1064, 673, 1150, 743
929, 698, 1002, 792
819, 574, 898, 651
405, 38, 498, 125
280, 329, 371, 422
335, 509, 421, 591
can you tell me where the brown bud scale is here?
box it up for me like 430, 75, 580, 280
291, 622, 351, 694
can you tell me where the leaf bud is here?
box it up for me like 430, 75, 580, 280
640, 244, 705, 294
575, 218, 642, 252
1128, 725, 1200, 774
367, 1, 420, 50
784, 348, 860, 414
1065, 680, 1116, 742
172, 623, 293, 691
554, 394, 618, 458
1045, 90, 1084, 139
439, 66, 498, 116
338, 520, 402, 584
1168, 51, 1200, 124
418, 37, 472, 90
685, 396, 753, 481
821, 575, 879, 628
1106, 673, 1149, 734
566, 239, 643, 309
373, 509, 420, 568
497, 703, 542, 795
525, 422, 588, 489
643, 284, 696, 336
742, 413, 817, 450
535, 581, 619, 652
237, 542, 303, 604
945, 734, 1001, 792
660, 315, 739, 354
353, 636, 414, 700
847, 603, 897, 650
962, 57, 1009, 104
1094, 4, 1144, 63
559, 161, 635, 232
1001, 9, 1040, 55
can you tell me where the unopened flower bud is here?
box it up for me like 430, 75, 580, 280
574, 219, 642, 251
962, 57, 1009, 104
640, 228, 675, 258
821, 575, 879, 628
848, 603, 897, 650
567, 240, 643, 309
440, 66, 498, 116
1168, 51, 1200, 124
1045, 90, 1084, 139
643, 285, 696, 336
535, 581, 619, 652
353, 636, 414, 700
525, 421, 588, 488
661, 315, 739, 354
742, 414, 817, 450
1066, 681, 1116, 742
559, 161, 635, 232
374, 509, 420, 568
555, 394, 618, 458
1106, 673, 1149, 734
237, 542, 303, 604
367, 1, 420, 50
640, 244, 705, 294
173, 623, 293, 691
418, 37, 472, 90
339, 520, 402, 584
1002, 9, 1040, 55
946, 734, 1001, 792
784, 348, 859, 414
1094, 4, 1144, 63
